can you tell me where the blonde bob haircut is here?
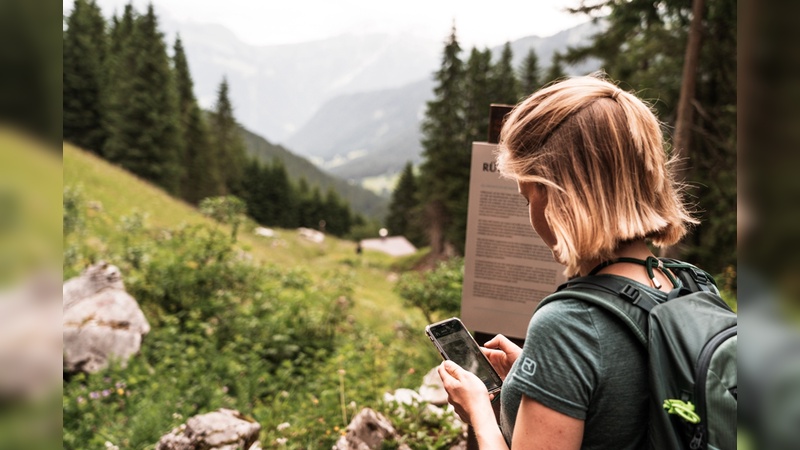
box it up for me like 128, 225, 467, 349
496, 75, 697, 276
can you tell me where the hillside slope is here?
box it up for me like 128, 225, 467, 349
238, 125, 389, 219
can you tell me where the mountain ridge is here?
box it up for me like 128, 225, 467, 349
284, 20, 605, 186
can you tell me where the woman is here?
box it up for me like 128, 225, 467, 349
438, 75, 697, 449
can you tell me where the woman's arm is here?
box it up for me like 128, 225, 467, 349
507, 396, 584, 450
439, 361, 585, 449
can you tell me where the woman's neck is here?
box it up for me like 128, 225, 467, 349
578, 240, 649, 276
578, 240, 675, 292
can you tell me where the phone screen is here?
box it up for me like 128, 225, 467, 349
426, 318, 502, 393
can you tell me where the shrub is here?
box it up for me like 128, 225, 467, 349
394, 257, 464, 323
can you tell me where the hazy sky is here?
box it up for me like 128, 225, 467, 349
63, 0, 590, 48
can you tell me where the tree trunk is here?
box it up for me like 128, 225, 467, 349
662, 0, 705, 259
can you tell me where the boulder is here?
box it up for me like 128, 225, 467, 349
156, 408, 261, 450
418, 367, 448, 406
63, 262, 150, 373
332, 408, 403, 450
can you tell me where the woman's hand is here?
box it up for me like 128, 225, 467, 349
438, 360, 496, 426
481, 334, 522, 380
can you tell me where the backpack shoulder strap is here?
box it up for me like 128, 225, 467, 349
536, 275, 655, 346
660, 258, 719, 294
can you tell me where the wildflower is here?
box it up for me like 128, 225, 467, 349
277, 422, 290, 431
115, 381, 126, 389
89, 392, 100, 400
407, 367, 416, 375
334, 426, 339, 432
104, 441, 119, 450
280, 390, 289, 398
77, 396, 86, 404
117, 388, 125, 396
311, 397, 319, 405
276, 437, 287, 445
102, 389, 111, 397
222, 386, 229, 394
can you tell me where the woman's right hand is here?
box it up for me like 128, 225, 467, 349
481, 334, 522, 380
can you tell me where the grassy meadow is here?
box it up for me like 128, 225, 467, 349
63, 144, 452, 449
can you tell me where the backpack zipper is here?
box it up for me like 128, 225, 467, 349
691, 325, 737, 449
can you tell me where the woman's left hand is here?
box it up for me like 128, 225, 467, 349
438, 360, 495, 426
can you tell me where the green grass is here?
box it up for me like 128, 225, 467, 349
63, 144, 444, 449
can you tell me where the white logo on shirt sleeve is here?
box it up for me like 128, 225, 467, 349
521, 357, 536, 376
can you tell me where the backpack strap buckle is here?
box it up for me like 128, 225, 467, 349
620, 284, 641, 303
620, 284, 659, 312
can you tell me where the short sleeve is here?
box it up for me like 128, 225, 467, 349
505, 299, 602, 420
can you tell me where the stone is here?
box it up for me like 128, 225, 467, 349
332, 408, 397, 450
419, 367, 448, 406
63, 262, 150, 373
156, 408, 261, 450
382, 388, 421, 406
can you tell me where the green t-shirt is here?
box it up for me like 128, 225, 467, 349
499, 283, 665, 448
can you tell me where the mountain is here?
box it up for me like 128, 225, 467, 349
237, 124, 389, 220
283, 78, 434, 183
284, 21, 605, 188
160, 16, 441, 143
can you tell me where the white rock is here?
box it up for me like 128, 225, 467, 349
156, 408, 261, 450
63, 262, 150, 373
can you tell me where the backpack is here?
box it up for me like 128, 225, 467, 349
536, 257, 737, 450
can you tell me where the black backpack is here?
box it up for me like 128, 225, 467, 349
536, 258, 737, 450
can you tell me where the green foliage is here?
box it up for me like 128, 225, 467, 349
63, 202, 352, 449
489, 42, 521, 105
395, 258, 464, 323
62, 174, 453, 449
64, 1, 369, 242
199, 195, 247, 240
385, 162, 425, 247
103, 4, 184, 195
63, 0, 107, 154
239, 125, 389, 221
173, 35, 224, 203
418, 27, 468, 256
543, 52, 567, 84
564, 0, 737, 275
345, 215, 384, 242
378, 397, 464, 449
63, 185, 85, 237
519, 48, 542, 97
210, 78, 248, 196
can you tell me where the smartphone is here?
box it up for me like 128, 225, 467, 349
425, 317, 502, 394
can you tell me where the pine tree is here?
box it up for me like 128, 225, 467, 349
519, 48, 542, 97
386, 162, 424, 247
103, 4, 138, 168
268, 159, 297, 228
489, 42, 520, 105
103, 3, 184, 195
543, 53, 567, 84
209, 77, 247, 196
172, 35, 224, 203
63, 0, 108, 154
294, 177, 311, 228
418, 26, 467, 256
240, 159, 270, 225
322, 188, 352, 237
463, 47, 493, 144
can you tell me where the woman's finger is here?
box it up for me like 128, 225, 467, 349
442, 359, 462, 378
